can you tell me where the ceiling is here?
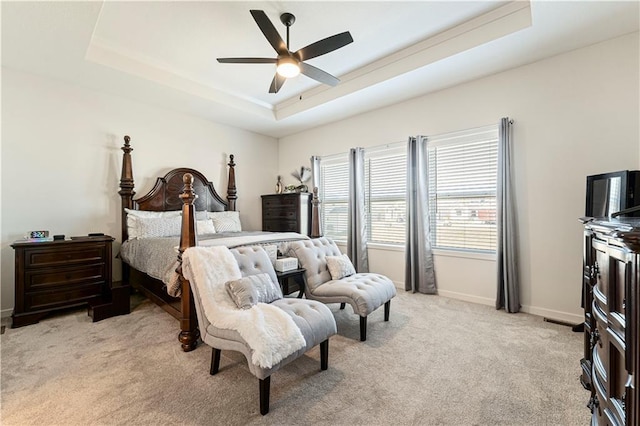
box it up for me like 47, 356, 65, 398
2, 1, 639, 138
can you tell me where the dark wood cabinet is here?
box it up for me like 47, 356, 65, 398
261, 193, 311, 235
11, 236, 130, 327
580, 218, 639, 425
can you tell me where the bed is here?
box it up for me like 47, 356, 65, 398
117, 135, 316, 351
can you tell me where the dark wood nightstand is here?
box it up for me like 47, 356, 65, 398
11, 235, 130, 327
275, 268, 306, 298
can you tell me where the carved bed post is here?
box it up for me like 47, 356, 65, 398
177, 173, 200, 352
227, 154, 237, 211
119, 135, 135, 241
311, 186, 322, 238
119, 136, 135, 284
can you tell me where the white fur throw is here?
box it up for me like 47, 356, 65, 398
182, 246, 306, 369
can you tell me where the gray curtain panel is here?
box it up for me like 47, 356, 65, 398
496, 118, 520, 312
310, 155, 321, 194
347, 147, 369, 272
405, 136, 437, 294
310, 155, 322, 238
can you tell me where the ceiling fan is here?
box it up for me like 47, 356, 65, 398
217, 10, 353, 94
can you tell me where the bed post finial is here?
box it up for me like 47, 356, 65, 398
119, 135, 135, 242
227, 154, 237, 211
311, 186, 322, 238
177, 172, 199, 352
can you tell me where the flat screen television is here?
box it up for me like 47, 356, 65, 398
585, 170, 640, 217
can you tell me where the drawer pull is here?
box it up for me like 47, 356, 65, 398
590, 328, 600, 349
588, 395, 599, 413
591, 262, 599, 279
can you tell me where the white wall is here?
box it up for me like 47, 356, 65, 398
278, 32, 640, 323
1, 68, 278, 315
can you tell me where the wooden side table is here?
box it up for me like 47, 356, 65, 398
11, 235, 130, 327
275, 268, 306, 298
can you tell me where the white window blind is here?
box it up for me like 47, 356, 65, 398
427, 126, 498, 252
365, 144, 407, 245
319, 154, 349, 242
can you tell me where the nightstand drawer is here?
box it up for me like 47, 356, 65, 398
24, 246, 106, 269
26, 264, 106, 291
26, 283, 104, 311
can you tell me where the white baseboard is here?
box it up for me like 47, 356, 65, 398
520, 304, 583, 325
1, 308, 13, 319
438, 289, 583, 325
437, 289, 495, 307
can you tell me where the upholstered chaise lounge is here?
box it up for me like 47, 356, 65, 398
287, 237, 397, 341
183, 245, 337, 415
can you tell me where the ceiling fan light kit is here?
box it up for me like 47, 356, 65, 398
216, 10, 353, 94
276, 56, 300, 78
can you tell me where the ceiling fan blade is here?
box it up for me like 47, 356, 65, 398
294, 32, 353, 62
217, 57, 277, 64
300, 62, 340, 86
269, 73, 286, 93
250, 10, 288, 55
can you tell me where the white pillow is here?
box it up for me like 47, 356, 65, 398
326, 254, 356, 280
208, 211, 242, 232
125, 209, 181, 239
136, 216, 182, 239
197, 219, 216, 235
125, 208, 181, 219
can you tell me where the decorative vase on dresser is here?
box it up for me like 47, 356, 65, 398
261, 193, 311, 235
579, 218, 639, 425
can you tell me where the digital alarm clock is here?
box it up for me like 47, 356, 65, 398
29, 231, 49, 239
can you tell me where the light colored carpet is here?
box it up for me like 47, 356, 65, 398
1, 290, 590, 425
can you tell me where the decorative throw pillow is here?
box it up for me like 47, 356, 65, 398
136, 216, 182, 239
125, 208, 181, 219
326, 254, 356, 280
124, 209, 181, 239
208, 211, 242, 232
225, 273, 283, 309
197, 219, 216, 235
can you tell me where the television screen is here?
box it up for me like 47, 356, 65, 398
589, 175, 622, 217
585, 170, 629, 217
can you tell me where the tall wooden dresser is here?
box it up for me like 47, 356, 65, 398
261, 193, 311, 235
580, 218, 639, 425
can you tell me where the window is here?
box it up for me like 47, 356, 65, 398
427, 126, 498, 252
365, 144, 407, 245
319, 154, 349, 242
319, 145, 407, 245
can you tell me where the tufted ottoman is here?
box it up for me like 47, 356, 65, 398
286, 237, 397, 341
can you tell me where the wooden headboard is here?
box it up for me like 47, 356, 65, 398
118, 135, 237, 242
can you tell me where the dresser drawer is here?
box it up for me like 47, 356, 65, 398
262, 195, 298, 208
264, 220, 299, 232
263, 209, 297, 220
23, 245, 106, 269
